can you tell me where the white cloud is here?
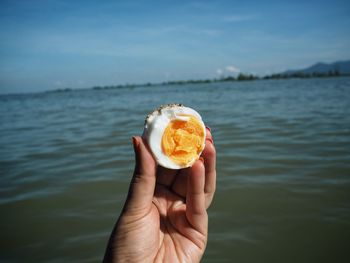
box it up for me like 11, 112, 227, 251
225, 65, 240, 73
216, 69, 223, 75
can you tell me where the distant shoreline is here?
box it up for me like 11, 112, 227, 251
90, 71, 349, 91
1, 74, 349, 96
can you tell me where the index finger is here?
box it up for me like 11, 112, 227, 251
202, 127, 216, 208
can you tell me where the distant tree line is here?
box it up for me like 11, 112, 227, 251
263, 70, 342, 80
92, 84, 137, 90
90, 70, 348, 91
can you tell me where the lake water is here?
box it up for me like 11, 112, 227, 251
1, 78, 350, 262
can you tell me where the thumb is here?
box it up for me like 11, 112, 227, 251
124, 136, 157, 215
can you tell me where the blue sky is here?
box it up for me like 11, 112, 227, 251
1, 0, 350, 93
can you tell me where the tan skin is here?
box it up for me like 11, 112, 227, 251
104, 128, 216, 263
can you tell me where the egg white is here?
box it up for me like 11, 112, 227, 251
143, 105, 206, 169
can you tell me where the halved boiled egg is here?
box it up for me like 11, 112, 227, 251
143, 104, 206, 169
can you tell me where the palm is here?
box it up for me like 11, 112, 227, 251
104, 132, 216, 263
149, 184, 206, 262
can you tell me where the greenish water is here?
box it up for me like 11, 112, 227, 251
1, 78, 350, 262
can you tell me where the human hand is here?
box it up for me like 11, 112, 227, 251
103, 128, 216, 263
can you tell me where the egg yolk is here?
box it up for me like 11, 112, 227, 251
162, 115, 205, 166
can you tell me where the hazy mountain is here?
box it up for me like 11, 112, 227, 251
283, 60, 350, 75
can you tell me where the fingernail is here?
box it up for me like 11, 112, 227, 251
206, 137, 214, 144
205, 126, 211, 132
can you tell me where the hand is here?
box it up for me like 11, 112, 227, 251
103, 128, 216, 263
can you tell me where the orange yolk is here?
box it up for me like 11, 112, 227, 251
162, 115, 205, 166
